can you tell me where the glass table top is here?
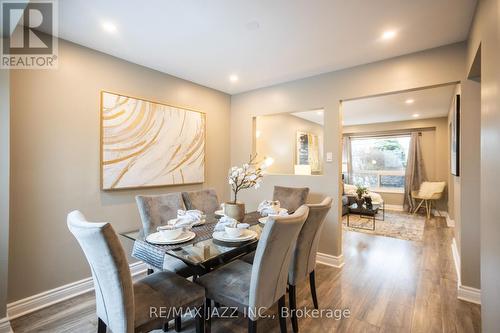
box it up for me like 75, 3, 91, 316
120, 212, 264, 267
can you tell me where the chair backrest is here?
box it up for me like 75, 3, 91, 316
419, 181, 446, 199
67, 211, 134, 333
249, 205, 309, 314
136, 192, 185, 233
273, 186, 309, 213
181, 188, 220, 214
288, 197, 333, 286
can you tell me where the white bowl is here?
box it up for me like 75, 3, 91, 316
157, 226, 183, 240
225, 226, 243, 238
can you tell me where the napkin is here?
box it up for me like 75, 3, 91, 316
257, 200, 281, 216
214, 215, 238, 231
165, 210, 203, 229
177, 209, 204, 223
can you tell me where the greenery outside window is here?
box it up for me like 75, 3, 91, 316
349, 135, 410, 192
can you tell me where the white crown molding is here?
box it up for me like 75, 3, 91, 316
451, 238, 481, 305
0, 317, 12, 333
7, 261, 147, 320
384, 204, 404, 211
316, 252, 344, 268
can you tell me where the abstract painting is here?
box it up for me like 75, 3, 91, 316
296, 131, 320, 172
101, 91, 205, 190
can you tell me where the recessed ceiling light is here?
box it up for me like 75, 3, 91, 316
405, 99, 415, 104
412, 113, 420, 118
102, 21, 117, 33
381, 30, 397, 40
229, 74, 239, 83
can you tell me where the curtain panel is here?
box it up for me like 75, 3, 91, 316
403, 132, 427, 212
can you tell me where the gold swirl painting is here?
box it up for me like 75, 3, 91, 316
101, 91, 205, 190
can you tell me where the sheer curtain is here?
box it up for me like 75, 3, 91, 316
342, 136, 353, 184
403, 132, 427, 212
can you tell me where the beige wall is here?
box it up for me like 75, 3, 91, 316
256, 113, 324, 175
231, 42, 465, 259
466, 0, 500, 329
343, 117, 450, 209
458, 80, 481, 289
8, 39, 231, 302
0, 61, 10, 318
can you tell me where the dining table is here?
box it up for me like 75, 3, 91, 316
120, 211, 264, 277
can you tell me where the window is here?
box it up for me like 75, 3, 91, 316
349, 135, 410, 192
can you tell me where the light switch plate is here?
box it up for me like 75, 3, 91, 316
326, 152, 333, 162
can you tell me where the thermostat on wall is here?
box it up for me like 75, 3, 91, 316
326, 152, 333, 162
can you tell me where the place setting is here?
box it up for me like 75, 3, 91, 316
145, 209, 206, 245
257, 200, 288, 224
212, 215, 257, 246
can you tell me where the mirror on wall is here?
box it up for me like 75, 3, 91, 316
253, 109, 324, 175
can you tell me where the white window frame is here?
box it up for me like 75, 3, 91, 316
350, 135, 409, 193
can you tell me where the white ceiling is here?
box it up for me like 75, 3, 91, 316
342, 85, 457, 126
56, 0, 476, 94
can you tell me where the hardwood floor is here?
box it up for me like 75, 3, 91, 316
10, 215, 481, 332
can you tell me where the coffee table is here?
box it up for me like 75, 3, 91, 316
347, 203, 382, 231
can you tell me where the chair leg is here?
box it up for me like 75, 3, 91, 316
278, 295, 287, 333
289, 284, 298, 332
413, 200, 424, 215
204, 298, 212, 333
195, 306, 204, 333
309, 271, 318, 309
248, 318, 257, 333
97, 317, 106, 333
174, 316, 182, 332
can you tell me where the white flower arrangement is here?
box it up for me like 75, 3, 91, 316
228, 155, 271, 203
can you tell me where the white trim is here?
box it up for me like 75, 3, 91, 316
384, 204, 404, 211
445, 213, 455, 227
451, 238, 481, 305
0, 317, 12, 333
451, 238, 461, 281
7, 261, 147, 320
458, 285, 481, 305
316, 252, 344, 268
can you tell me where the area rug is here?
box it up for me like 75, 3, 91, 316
342, 210, 425, 242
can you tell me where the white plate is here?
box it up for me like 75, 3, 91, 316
260, 208, 288, 216
146, 231, 196, 245
214, 210, 224, 216
213, 229, 257, 242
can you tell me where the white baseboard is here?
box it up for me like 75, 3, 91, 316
457, 285, 481, 305
450, 238, 481, 305
446, 214, 455, 227
0, 318, 12, 333
316, 252, 344, 268
384, 204, 404, 211
7, 261, 148, 320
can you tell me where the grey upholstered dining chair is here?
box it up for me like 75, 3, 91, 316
273, 186, 309, 213
288, 197, 332, 332
67, 210, 205, 333
196, 205, 310, 333
136, 193, 193, 278
181, 188, 220, 214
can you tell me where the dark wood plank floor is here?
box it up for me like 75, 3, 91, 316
10, 215, 481, 332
